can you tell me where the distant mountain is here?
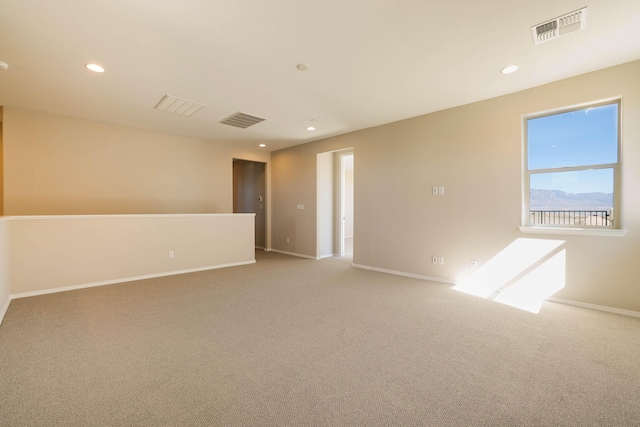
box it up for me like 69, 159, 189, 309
530, 189, 613, 211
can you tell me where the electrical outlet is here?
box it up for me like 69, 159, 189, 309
286, 238, 290, 244
438, 256, 444, 265
471, 259, 477, 268
168, 251, 174, 259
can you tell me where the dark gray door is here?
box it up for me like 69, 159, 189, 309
233, 159, 266, 248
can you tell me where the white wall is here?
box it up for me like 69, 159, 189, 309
9, 214, 255, 296
0, 218, 10, 324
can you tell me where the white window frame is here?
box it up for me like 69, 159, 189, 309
521, 99, 625, 237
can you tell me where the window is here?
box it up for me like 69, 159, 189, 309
523, 100, 620, 230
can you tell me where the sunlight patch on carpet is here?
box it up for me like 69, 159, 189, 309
454, 238, 566, 313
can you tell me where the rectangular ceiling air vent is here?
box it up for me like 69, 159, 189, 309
532, 7, 587, 45
154, 95, 205, 117
219, 112, 266, 129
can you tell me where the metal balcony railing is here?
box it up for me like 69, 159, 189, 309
529, 210, 611, 226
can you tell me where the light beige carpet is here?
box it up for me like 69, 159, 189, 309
1, 250, 639, 426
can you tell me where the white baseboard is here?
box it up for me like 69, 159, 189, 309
547, 298, 640, 318
352, 263, 457, 285
318, 254, 335, 259
351, 265, 640, 318
0, 296, 11, 326
268, 249, 317, 260
10, 260, 256, 300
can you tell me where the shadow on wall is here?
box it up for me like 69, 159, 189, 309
454, 238, 566, 313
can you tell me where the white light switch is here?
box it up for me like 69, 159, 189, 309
438, 186, 445, 195
432, 187, 438, 195
297, 204, 304, 210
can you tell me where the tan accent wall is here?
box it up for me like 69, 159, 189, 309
1, 118, 4, 215
0, 218, 9, 324
9, 214, 255, 295
2, 108, 269, 216
271, 60, 640, 313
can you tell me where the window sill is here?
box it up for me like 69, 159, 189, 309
519, 226, 627, 237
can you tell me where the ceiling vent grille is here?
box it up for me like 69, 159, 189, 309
532, 8, 587, 45
154, 95, 205, 117
219, 112, 266, 129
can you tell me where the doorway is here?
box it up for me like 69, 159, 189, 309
316, 149, 353, 258
233, 159, 266, 249
340, 153, 354, 256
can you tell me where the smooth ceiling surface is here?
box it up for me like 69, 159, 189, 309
1, 0, 639, 151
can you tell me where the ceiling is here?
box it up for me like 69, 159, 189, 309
1, 0, 639, 152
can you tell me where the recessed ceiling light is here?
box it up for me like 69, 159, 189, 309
307, 126, 316, 131
296, 63, 310, 71
85, 63, 105, 73
259, 144, 266, 148
500, 65, 519, 74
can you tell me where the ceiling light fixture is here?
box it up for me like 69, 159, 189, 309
296, 63, 310, 71
501, 65, 519, 74
259, 144, 266, 148
307, 126, 316, 131
85, 63, 105, 73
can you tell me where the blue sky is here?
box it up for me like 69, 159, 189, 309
527, 103, 618, 194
